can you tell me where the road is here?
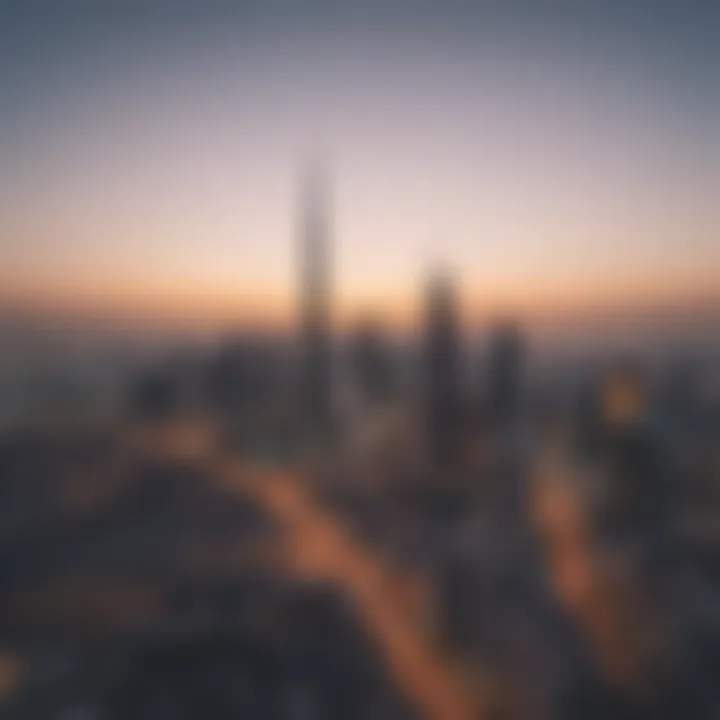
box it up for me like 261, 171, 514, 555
133, 419, 480, 719
215, 460, 479, 720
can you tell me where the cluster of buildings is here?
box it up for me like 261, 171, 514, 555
128, 171, 527, 477
119, 173, 720, 718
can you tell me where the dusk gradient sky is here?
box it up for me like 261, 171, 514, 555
1, 0, 718, 329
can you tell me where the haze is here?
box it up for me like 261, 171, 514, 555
1, 0, 718, 330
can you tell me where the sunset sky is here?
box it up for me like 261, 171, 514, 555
1, 0, 718, 329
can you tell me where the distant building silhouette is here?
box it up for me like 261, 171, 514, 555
575, 361, 671, 541
206, 337, 280, 415
131, 369, 180, 419
206, 339, 254, 414
486, 322, 524, 425
131, 351, 202, 419
299, 169, 333, 430
349, 316, 396, 405
423, 271, 461, 464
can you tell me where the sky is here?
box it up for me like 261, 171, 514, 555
0, 0, 718, 330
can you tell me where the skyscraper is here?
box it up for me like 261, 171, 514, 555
486, 322, 524, 425
423, 270, 461, 464
299, 168, 333, 430
350, 315, 396, 405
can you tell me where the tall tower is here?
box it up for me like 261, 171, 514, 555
350, 315, 395, 405
486, 322, 523, 425
299, 168, 332, 429
423, 270, 461, 464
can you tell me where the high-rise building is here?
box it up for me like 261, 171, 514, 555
423, 271, 461, 464
299, 169, 333, 430
574, 361, 671, 571
349, 316, 396, 405
486, 322, 524, 425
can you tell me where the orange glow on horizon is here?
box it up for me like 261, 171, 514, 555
1, 267, 719, 334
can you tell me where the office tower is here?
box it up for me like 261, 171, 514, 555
486, 322, 524, 425
423, 271, 461, 463
350, 316, 395, 405
575, 361, 670, 538
601, 363, 667, 531
299, 169, 333, 429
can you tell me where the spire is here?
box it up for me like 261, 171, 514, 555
301, 164, 330, 325
299, 163, 333, 429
